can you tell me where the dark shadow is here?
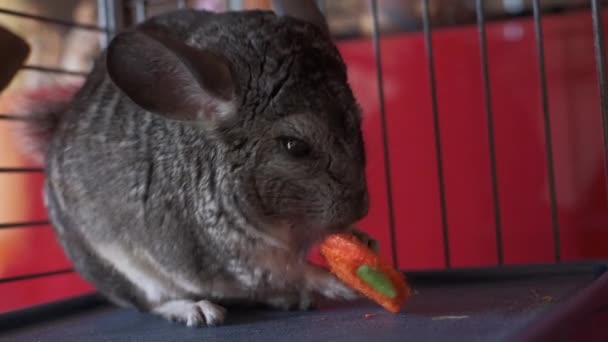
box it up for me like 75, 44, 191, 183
0, 294, 109, 332
405, 262, 604, 286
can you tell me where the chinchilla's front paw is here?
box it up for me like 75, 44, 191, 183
305, 265, 359, 301
153, 299, 227, 327
318, 274, 359, 301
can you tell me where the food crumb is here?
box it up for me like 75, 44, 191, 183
364, 313, 375, 319
530, 289, 554, 303
542, 296, 554, 303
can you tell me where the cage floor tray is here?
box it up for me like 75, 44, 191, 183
1, 266, 605, 342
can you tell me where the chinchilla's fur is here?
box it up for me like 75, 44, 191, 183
23, 1, 370, 327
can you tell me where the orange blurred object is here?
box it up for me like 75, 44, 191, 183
320, 233, 411, 313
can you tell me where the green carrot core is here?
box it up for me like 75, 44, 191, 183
356, 264, 396, 298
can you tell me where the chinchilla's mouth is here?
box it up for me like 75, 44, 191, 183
323, 223, 353, 235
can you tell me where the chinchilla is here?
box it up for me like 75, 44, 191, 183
19, 0, 371, 327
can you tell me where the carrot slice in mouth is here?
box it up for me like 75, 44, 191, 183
320, 233, 412, 313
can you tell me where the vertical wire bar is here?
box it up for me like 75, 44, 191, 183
370, 0, 398, 267
316, 0, 327, 15
106, 0, 118, 38
422, 0, 451, 268
97, 0, 109, 48
0, 269, 75, 284
135, 0, 146, 23
591, 0, 608, 202
476, 0, 504, 265
229, 0, 243, 10
228, 0, 243, 10
532, 0, 561, 263
177, 0, 187, 9
0, 8, 108, 31
98, 0, 119, 48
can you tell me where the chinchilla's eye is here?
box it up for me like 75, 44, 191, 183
278, 136, 312, 158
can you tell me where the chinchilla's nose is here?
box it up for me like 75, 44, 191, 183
342, 187, 369, 222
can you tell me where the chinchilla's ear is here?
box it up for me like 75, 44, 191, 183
272, 0, 329, 35
106, 29, 237, 128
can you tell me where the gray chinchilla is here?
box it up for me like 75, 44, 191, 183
20, 0, 370, 327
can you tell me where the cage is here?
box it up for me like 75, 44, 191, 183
0, 0, 607, 340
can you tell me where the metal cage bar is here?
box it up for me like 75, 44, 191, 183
0, 167, 44, 173
228, 0, 243, 10
97, 0, 111, 48
0, 269, 75, 285
134, 0, 147, 23
422, 0, 451, 268
20, 65, 88, 77
0, 7, 111, 33
98, 0, 121, 48
370, 0, 398, 267
591, 0, 608, 203
476, 0, 504, 265
0, 221, 49, 230
532, 0, 561, 262
0, 114, 29, 121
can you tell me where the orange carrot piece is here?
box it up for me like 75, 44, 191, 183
320, 233, 411, 313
